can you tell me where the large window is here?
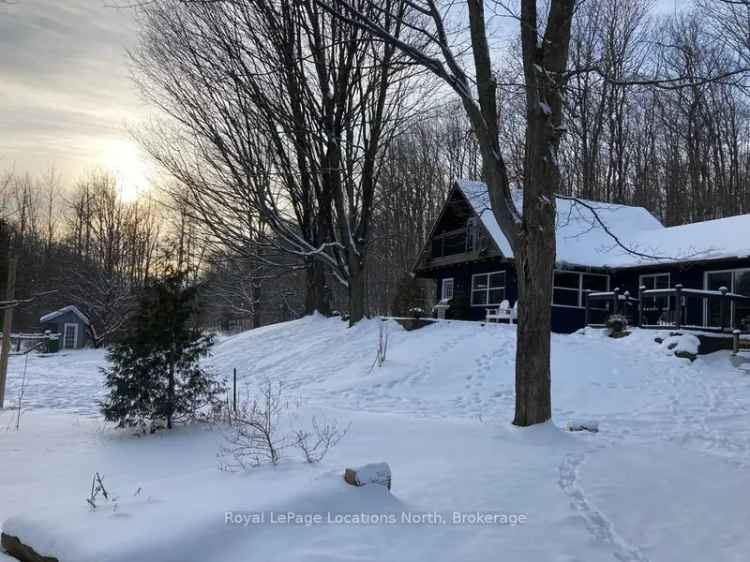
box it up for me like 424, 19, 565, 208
471, 271, 506, 306
640, 273, 670, 311
552, 270, 609, 308
705, 269, 750, 329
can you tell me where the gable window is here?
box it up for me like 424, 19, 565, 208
471, 271, 505, 306
553, 270, 609, 308
640, 273, 670, 311
441, 278, 454, 302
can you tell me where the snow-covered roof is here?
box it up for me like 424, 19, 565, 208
620, 214, 750, 266
40, 305, 90, 326
456, 180, 750, 269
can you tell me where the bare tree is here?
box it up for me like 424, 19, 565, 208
316, 0, 576, 425
131, 0, 421, 324
64, 171, 161, 345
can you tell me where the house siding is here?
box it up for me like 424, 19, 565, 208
426, 259, 603, 333
431, 259, 517, 322
40, 311, 89, 349
611, 257, 750, 328
414, 181, 750, 334
422, 256, 750, 333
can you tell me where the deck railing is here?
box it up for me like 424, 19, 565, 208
584, 288, 639, 328
584, 285, 750, 332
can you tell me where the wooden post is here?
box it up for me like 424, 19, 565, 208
232, 368, 237, 413
584, 289, 590, 326
612, 287, 620, 315
674, 284, 683, 329
719, 286, 729, 331
623, 291, 631, 323
638, 285, 645, 327
0, 256, 18, 409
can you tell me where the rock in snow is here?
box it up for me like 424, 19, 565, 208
566, 421, 599, 433
658, 333, 700, 361
344, 462, 392, 490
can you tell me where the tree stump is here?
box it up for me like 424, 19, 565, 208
344, 462, 391, 490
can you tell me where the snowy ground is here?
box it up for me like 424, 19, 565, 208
2, 316, 750, 561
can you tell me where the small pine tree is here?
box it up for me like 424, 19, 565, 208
101, 271, 222, 431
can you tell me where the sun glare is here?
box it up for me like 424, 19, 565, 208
101, 139, 152, 202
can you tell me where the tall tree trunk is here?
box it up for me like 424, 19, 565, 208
513, 129, 557, 424
304, 259, 330, 316
348, 253, 366, 325
166, 353, 175, 430
252, 282, 262, 328
510, 0, 572, 426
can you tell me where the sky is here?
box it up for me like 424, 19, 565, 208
0, 0, 153, 200
0, 0, 683, 202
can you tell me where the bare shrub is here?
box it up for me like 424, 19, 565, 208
293, 417, 350, 464
368, 322, 389, 373
219, 380, 290, 470
219, 380, 348, 470
86, 472, 110, 510
86, 472, 122, 511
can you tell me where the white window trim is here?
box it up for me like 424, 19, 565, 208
639, 272, 671, 311
703, 268, 750, 328
552, 270, 610, 309
471, 271, 506, 307
441, 278, 455, 301
63, 322, 78, 349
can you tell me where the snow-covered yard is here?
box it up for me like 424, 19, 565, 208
2, 316, 750, 561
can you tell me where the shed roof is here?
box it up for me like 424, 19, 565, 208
40, 305, 90, 326
456, 180, 750, 269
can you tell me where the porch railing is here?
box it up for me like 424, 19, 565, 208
584, 284, 750, 332
584, 288, 639, 328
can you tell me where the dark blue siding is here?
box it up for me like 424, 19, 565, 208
426, 258, 598, 333
40, 310, 90, 349
421, 255, 750, 333
610, 257, 750, 327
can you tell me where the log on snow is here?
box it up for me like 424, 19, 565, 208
344, 462, 392, 490
1, 533, 59, 562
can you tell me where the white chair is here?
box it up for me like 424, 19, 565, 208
486, 300, 511, 323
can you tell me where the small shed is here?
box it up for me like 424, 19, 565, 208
39, 306, 91, 350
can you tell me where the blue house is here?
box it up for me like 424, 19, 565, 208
39, 306, 91, 349
414, 180, 750, 335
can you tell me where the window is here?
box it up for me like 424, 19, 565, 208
640, 273, 670, 311
705, 269, 750, 328
553, 271, 579, 307
552, 270, 610, 308
441, 278, 454, 301
471, 271, 506, 306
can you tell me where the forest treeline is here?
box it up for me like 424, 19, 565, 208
2, 0, 750, 339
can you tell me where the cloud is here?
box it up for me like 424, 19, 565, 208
0, 0, 149, 184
